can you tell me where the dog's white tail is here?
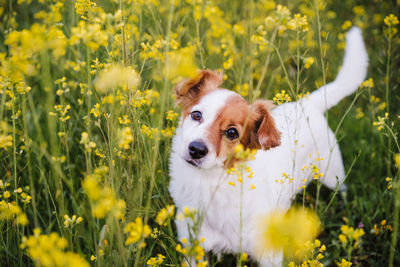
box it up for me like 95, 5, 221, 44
306, 27, 368, 112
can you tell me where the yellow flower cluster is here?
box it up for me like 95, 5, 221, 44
373, 112, 389, 131
0, 124, 13, 150
82, 167, 126, 219
384, 14, 399, 38
124, 217, 151, 247
167, 47, 198, 81
288, 239, 326, 266
386, 177, 393, 190
70, 21, 108, 52
361, 78, 374, 88
63, 214, 83, 228
384, 14, 399, 26
166, 110, 179, 121
234, 83, 250, 97
273, 90, 292, 105
303, 57, 315, 69
141, 125, 159, 139
275, 172, 294, 185
131, 89, 160, 108
94, 64, 140, 94
176, 238, 208, 267
226, 144, 257, 188
257, 207, 321, 259
287, 14, 309, 32
119, 127, 134, 150
146, 254, 165, 266
0, 200, 28, 226
175, 207, 208, 266
75, 0, 96, 20
49, 104, 71, 122
155, 204, 175, 226
336, 259, 352, 267
80, 132, 96, 153
338, 225, 365, 249
372, 219, 393, 234
20, 228, 89, 267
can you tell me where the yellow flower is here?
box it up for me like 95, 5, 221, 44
124, 217, 151, 246
361, 78, 374, 88
95, 64, 140, 94
303, 57, 314, 69
337, 258, 352, 267
373, 112, 389, 131
384, 14, 399, 26
90, 103, 101, 118
70, 21, 108, 51
146, 254, 165, 266
338, 234, 347, 244
155, 205, 175, 226
119, 127, 134, 150
82, 167, 125, 219
0, 201, 28, 226
3, 191, 11, 198
80, 132, 96, 152
167, 47, 198, 80
0, 134, 13, 150
341, 21, 352, 30
273, 90, 292, 105
166, 110, 179, 121
287, 14, 309, 32
21, 231, 90, 267
257, 207, 321, 259
75, 0, 96, 19
394, 154, 400, 169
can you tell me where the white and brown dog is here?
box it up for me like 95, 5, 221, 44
169, 27, 368, 266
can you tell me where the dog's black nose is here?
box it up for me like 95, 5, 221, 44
188, 141, 208, 159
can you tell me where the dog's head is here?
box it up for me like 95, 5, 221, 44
174, 70, 281, 169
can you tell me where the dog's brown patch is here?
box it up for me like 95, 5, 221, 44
206, 95, 281, 167
174, 70, 223, 118
207, 95, 249, 160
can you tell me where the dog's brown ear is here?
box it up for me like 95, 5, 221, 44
247, 100, 281, 150
174, 70, 223, 109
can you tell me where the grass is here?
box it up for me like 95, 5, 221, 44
0, 0, 399, 266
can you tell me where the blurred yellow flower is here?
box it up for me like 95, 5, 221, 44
155, 204, 175, 226
384, 14, 399, 26
95, 64, 140, 94
303, 57, 315, 69
394, 153, 400, 169
124, 217, 151, 246
361, 78, 374, 88
20, 230, 89, 267
273, 90, 292, 105
147, 254, 165, 266
0, 201, 28, 226
119, 127, 134, 150
257, 207, 321, 259
341, 21, 352, 31
287, 14, 309, 32
82, 167, 126, 219
167, 47, 198, 80
337, 258, 352, 267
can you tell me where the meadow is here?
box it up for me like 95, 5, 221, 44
0, 0, 399, 266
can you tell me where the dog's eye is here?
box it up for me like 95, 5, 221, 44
225, 128, 239, 140
191, 111, 202, 121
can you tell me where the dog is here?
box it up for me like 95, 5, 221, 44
169, 27, 368, 266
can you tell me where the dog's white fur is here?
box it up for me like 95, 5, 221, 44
169, 27, 368, 266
